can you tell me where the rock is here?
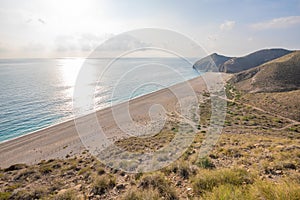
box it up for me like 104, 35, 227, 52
274, 170, 283, 175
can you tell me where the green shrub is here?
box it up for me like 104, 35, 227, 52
178, 164, 190, 180
197, 125, 201, 130
78, 167, 90, 175
202, 184, 246, 200
139, 173, 178, 200
193, 168, 253, 194
97, 167, 105, 175
0, 192, 11, 200
14, 168, 37, 181
203, 179, 300, 200
4, 164, 27, 172
135, 172, 143, 180
196, 157, 215, 169
92, 175, 116, 195
249, 179, 300, 200
39, 164, 53, 174
9, 187, 47, 200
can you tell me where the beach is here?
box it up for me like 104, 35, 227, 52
0, 74, 223, 168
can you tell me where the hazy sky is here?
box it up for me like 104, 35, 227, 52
0, 0, 300, 58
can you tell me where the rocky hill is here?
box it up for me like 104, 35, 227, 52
193, 49, 292, 73
220, 48, 292, 73
193, 53, 231, 72
230, 51, 300, 93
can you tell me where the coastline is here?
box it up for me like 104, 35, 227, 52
0, 73, 199, 145
0, 74, 228, 168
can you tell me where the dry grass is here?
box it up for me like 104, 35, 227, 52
232, 51, 300, 93
192, 168, 254, 194
201, 179, 300, 200
115, 129, 175, 153
0, 87, 299, 199
241, 90, 300, 121
121, 188, 160, 200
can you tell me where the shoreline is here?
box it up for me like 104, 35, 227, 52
0, 73, 228, 168
0, 75, 200, 145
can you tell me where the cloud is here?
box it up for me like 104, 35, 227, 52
220, 20, 235, 31
207, 34, 218, 41
54, 33, 111, 53
22, 42, 45, 52
25, 15, 46, 25
0, 42, 9, 53
251, 16, 300, 30
247, 37, 254, 42
95, 34, 151, 52
38, 18, 46, 25
54, 35, 79, 52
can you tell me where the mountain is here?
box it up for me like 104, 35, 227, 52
193, 53, 231, 72
230, 51, 300, 93
193, 49, 292, 73
219, 49, 292, 73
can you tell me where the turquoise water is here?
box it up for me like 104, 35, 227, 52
0, 58, 199, 142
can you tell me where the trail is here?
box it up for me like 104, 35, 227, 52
219, 89, 300, 131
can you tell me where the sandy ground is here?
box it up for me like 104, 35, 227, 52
0, 73, 229, 168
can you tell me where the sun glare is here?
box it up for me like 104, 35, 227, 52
59, 58, 84, 87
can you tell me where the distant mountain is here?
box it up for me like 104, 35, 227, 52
193, 53, 231, 72
230, 51, 300, 93
193, 48, 292, 73
219, 49, 292, 73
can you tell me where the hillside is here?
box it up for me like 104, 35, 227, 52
193, 53, 231, 72
1, 50, 300, 199
219, 48, 292, 73
241, 90, 300, 121
193, 48, 292, 73
231, 51, 300, 93
1, 88, 300, 199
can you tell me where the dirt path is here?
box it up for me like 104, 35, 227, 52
219, 90, 300, 130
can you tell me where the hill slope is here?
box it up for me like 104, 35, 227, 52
193, 53, 231, 72
219, 49, 292, 73
231, 51, 300, 93
193, 49, 292, 73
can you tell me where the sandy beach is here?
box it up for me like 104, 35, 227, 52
0, 74, 228, 168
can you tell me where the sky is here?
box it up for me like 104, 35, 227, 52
0, 0, 300, 58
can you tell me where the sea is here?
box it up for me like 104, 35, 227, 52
0, 57, 199, 142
